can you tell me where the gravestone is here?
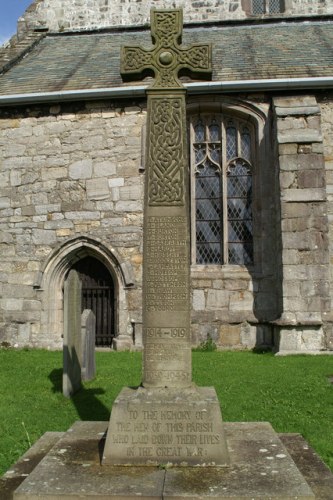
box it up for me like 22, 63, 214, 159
81, 309, 96, 382
63, 269, 82, 398
102, 8, 229, 466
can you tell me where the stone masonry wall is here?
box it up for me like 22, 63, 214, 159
273, 95, 331, 352
319, 93, 333, 350
0, 101, 145, 348
16, 0, 333, 37
0, 95, 280, 350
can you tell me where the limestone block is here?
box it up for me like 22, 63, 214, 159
112, 335, 132, 351
0, 197, 10, 209
69, 159, 93, 179
279, 154, 325, 171
206, 289, 229, 310
41, 167, 67, 180
32, 229, 57, 245
119, 185, 143, 201
274, 96, 318, 108
279, 171, 295, 189
86, 178, 110, 200
115, 201, 142, 212
192, 289, 205, 311
10, 171, 21, 186
44, 220, 73, 229
229, 291, 253, 312
281, 188, 326, 202
64, 211, 100, 220
279, 143, 298, 155
275, 106, 320, 116
1, 298, 24, 311
298, 169, 325, 188
240, 323, 258, 348
278, 129, 322, 144
276, 326, 325, 352
219, 324, 241, 346
109, 177, 125, 187
94, 161, 116, 177
18, 323, 31, 343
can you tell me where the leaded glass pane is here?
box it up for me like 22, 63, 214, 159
194, 120, 205, 142
209, 144, 221, 164
227, 160, 253, 265
252, 0, 265, 14
226, 126, 237, 160
209, 120, 220, 142
241, 128, 251, 161
195, 159, 222, 264
195, 145, 206, 164
269, 0, 282, 13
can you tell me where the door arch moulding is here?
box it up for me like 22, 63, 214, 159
35, 236, 135, 348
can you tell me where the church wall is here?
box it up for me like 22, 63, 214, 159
17, 0, 333, 37
272, 94, 331, 353
1, 93, 332, 351
0, 101, 145, 348
320, 93, 333, 350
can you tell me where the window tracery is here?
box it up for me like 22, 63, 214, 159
190, 113, 255, 266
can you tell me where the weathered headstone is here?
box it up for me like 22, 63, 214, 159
63, 269, 82, 398
81, 309, 96, 382
103, 8, 229, 466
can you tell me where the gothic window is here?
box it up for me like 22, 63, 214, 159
251, 0, 285, 14
190, 114, 254, 266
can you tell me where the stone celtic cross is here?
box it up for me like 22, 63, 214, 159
103, 10, 228, 467
122, 9, 212, 388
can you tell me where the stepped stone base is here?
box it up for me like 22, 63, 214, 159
3, 421, 333, 499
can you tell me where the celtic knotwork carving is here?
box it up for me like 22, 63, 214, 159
121, 9, 212, 90
179, 45, 211, 71
155, 11, 179, 47
122, 47, 152, 73
148, 98, 185, 205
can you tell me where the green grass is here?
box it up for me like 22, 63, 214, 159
0, 349, 332, 475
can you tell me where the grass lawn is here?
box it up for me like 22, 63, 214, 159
0, 349, 332, 476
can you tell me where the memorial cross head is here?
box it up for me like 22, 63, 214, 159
121, 9, 212, 89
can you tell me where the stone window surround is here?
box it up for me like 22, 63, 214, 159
187, 98, 269, 280
189, 111, 255, 266
241, 0, 291, 15
35, 236, 134, 347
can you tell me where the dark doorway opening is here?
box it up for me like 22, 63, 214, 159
71, 256, 115, 347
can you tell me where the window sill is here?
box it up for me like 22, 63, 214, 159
190, 264, 257, 279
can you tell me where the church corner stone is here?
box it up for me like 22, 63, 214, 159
102, 8, 229, 467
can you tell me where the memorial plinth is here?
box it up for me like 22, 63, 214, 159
102, 8, 229, 466
102, 387, 229, 466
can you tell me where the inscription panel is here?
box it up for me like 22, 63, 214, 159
144, 216, 189, 312
103, 387, 229, 466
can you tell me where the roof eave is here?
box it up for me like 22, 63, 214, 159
0, 77, 332, 107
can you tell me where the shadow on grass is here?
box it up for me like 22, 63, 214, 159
49, 369, 110, 421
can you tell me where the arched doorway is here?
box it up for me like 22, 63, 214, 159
71, 256, 115, 347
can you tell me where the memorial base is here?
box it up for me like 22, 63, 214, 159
102, 386, 229, 466
4, 421, 333, 499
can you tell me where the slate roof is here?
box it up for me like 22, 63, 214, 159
0, 20, 333, 96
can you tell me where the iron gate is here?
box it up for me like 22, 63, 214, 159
71, 257, 115, 347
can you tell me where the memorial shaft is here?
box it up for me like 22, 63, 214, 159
143, 88, 190, 387
121, 9, 211, 387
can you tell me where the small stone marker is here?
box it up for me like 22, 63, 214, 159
81, 309, 96, 382
63, 269, 82, 398
103, 8, 229, 466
